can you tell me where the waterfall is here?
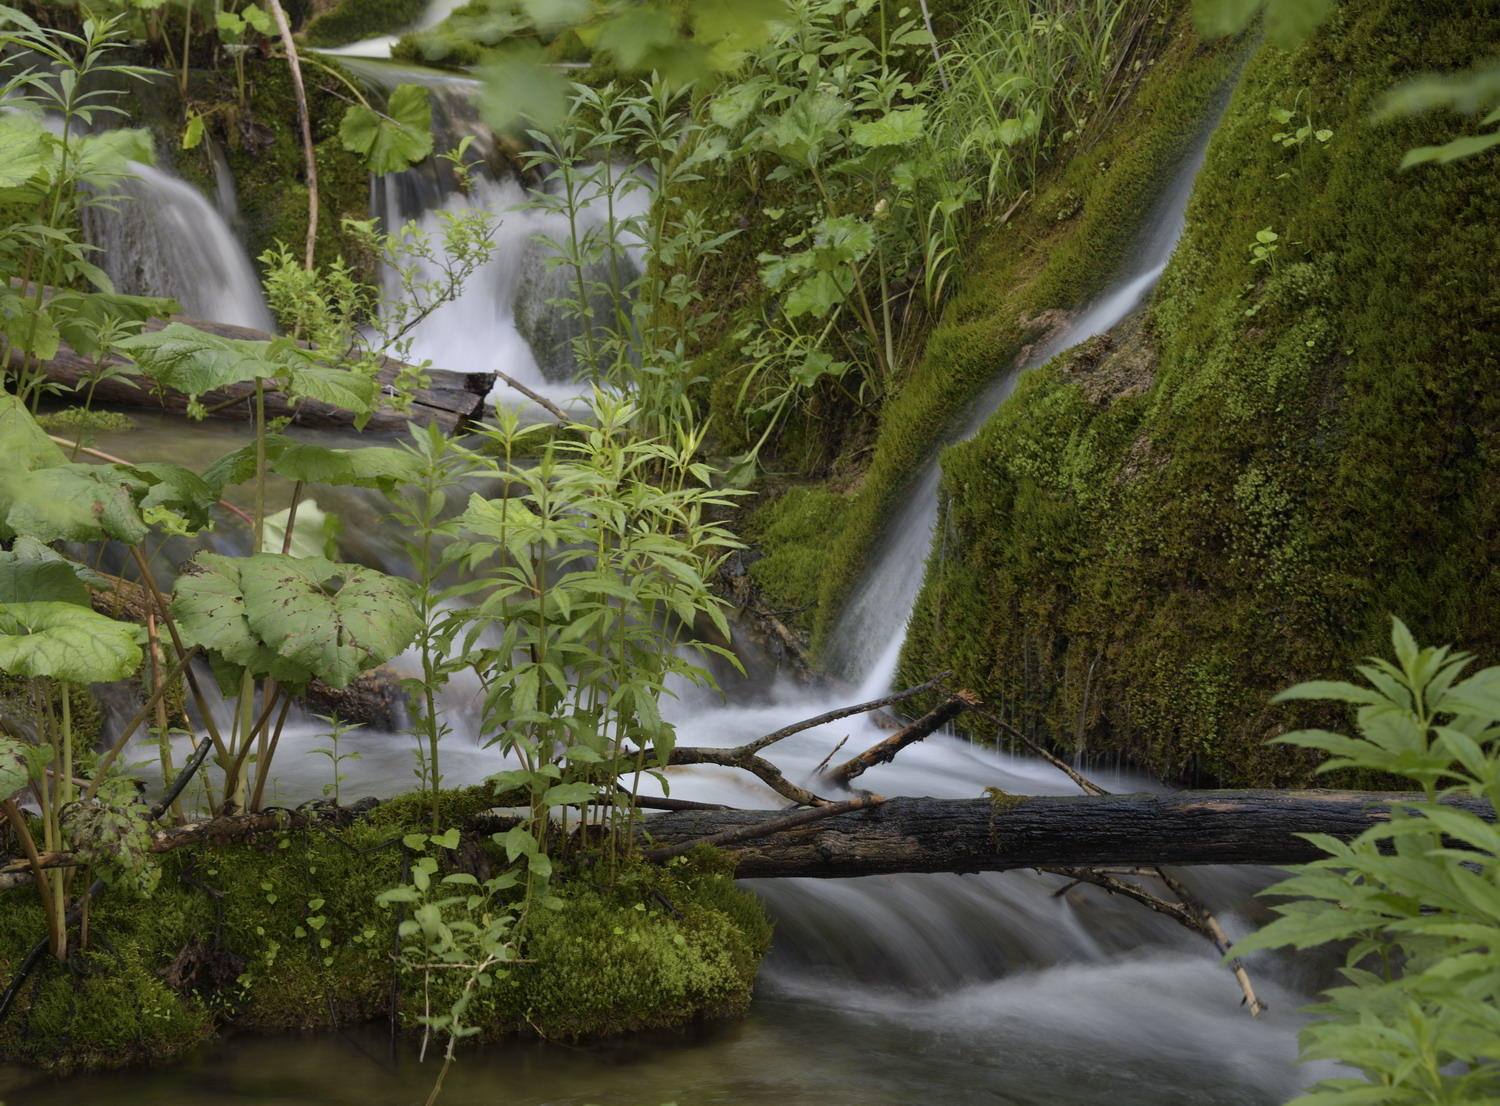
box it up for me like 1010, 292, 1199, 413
829, 115, 1221, 695
343, 57, 646, 412
82, 161, 274, 332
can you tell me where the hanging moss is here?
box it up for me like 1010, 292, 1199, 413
898, 0, 1500, 786
738, 7, 1242, 646
0, 800, 770, 1073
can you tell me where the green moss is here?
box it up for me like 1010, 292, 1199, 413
746, 7, 1241, 650
900, 1, 1500, 786
0, 796, 770, 1072
304, 0, 425, 47
743, 485, 854, 615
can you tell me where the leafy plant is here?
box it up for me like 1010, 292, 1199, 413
1233, 619, 1500, 1105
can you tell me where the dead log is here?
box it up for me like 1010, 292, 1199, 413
633, 790, 1496, 878
11, 313, 493, 433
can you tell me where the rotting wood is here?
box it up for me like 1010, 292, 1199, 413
10, 313, 493, 433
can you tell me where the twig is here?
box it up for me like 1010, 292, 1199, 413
826, 690, 979, 785
642, 795, 884, 863
494, 368, 569, 421
811, 735, 850, 777
666, 746, 830, 807
738, 672, 952, 757
265, 0, 319, 270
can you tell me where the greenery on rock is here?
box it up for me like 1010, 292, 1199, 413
897, 0, 1500, 786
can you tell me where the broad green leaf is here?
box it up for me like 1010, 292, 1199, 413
271, 441, 424, 491
0, 601, 143, 683
49, 290, 177, 358
0, 114, 48, 189
242, 4, 273, 34
120, 462, 219, 532
850, 106, 926, 147
0, 392, 67, 471
478, 44, 570, 132
283, 364, 378, 415
339, 84, 435, 176
175, 552, 422, 689
72, 128, 154, 184
0, 734, 28, 798
117, 323, 286, 397
0, 553, 89, 607
0, 462, 148, 544
183, 114, 204, 150
1400, 131, 1500, 169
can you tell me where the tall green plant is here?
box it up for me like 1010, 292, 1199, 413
1233, 620, 1500, 1105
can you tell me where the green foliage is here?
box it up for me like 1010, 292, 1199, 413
172, 552, 422, 691
0, 602, 144, 684
1232, 623, 1500, 1105
338, 84, 435, 175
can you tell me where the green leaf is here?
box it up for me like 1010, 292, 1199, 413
339, 84, 434, 176
0, 602, 143, 683
271, 442, 423, 491
0, 734, 28, 798
49, 291, 177, 358
183, 113, 204, 150
242, 5, 273, 34
174, 553, 422, 689
0, 462, 148, 544
477, 44, 570, 133
283, 364, 377, 415
0, 553, 89, 607
850, 106, 926, 147
1400, 131, 1500, 169
0, 114, 49, 189
116, 323, 286, 397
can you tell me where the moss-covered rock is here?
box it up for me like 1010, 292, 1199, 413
898, 0, 1500, 785
0, 800, 770, 1073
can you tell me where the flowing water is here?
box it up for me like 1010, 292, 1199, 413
6, 66, 1341, 1106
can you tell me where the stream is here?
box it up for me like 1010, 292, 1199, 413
2, 50, 1336, 1106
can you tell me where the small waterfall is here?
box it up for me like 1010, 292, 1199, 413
830, 115, 1221, 694
83, 161, 274, 332
315, 0, 469, 59
345, 57, 646, 411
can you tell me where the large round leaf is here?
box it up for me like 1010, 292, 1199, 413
173, 553, 421, 690
0, 602, 144, 683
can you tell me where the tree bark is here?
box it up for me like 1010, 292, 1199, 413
634, 790, 1495, 878
11, 314, 492, 433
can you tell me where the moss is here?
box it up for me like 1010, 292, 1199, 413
743, 6, 1242, 649
0, 676, 105, 751
178, 55, 372, 290
304, 0, 426, 47
742, 485, 854, 616
900, 0, 1500, 786
0, 795, 770, 1072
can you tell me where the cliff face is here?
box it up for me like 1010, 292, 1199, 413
897, 0, 1500, 785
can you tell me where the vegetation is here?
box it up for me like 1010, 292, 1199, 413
0, 0, 1497, 1102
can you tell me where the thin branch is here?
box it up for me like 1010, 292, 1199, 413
738, 671, 951, 757
642, 795, 883, 862
495, 368, 569, 421
666, 746, 830, 807
825, 689, 979, 785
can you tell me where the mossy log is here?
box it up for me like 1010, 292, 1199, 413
5, 790, 1489, 890
11, 314, 493, 433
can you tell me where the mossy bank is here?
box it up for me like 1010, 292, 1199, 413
0, 793, 770, 1073
741, 4, 1243, 647
897, 0, 1499, 785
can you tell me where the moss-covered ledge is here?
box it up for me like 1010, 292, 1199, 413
0, 792, 770, 1074
740, 6, 1244, 652
898, 0, 1500, 786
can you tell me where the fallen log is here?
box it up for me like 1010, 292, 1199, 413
3, 790, 1490, 890
634, 790, 1496, 879
11, 313, 494, 433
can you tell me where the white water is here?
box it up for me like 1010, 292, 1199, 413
83, 161, 274, 331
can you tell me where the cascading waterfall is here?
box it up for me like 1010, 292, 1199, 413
82, 161, 274, 332
340, 57, 646, 413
